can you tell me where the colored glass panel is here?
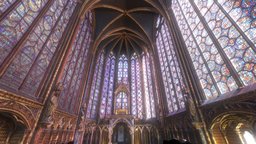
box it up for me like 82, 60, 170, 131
156, 18, 187, 113
58, 12, 92, 114
0, 0, 48, 64
194, 0, 256, 85
131, 53, 143, 119
100, 53, 115, 118
116, 92, 128, 110
0, 0, 77, 97
0, 0, 16, 14
142, 55, 156, 119
118, 54, 128, 84
86, 52, 104, 119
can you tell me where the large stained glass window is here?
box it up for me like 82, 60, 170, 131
0, 0, 49, 64
142, 54, 156, 119
86, 52, 105, 119
131, 53, 143, 119
156, 17, 187, 114
0, 0, 77, 97
118, 54, 128, 84
171, 0, 256, 99
115, 91, 128, 111
0, 0, 16, 14
58, 12, 93, 114
100, 52, 115, 118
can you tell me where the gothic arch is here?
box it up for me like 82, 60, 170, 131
114, 84, 131, 115
111, 118, 133, 128
0, 99, 36, 129
210, 112, 256, 144
0, 112, 28, 143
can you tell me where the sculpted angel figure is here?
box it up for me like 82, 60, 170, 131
41, 83, 63, 124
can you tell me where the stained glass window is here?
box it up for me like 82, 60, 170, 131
156, 17, 187, 114
118, 54, 128, 84
86, 51, 105, 119
142, 54, 156, 119
100, 52, 115, 118
171, 0, 256, 99
131, 53, 143, 119
193, 0, 256, 85
0, 0, 77, 97
0, 0, 16, 14
115, 92, 128, 111
58, 12, 92, 114
217, 0, 256, 45
0, 0, 49, 64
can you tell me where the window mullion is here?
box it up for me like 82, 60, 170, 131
105, 58, 112, 117
95, 53, 108, 120
111, 56, 119, 115
143, 56, 151, 118
19, 0, 75, 90
159, 29, 180, 109
156, 38, 174, 113
157, 39, 174, 113
90, 54, 103, 118
0, 0, 21, 22
176, 0, 222, 96
139, 58, 147, 119
214, 0, 256, 52
189, 0, 243, 87
134, 59, 139, 117
145, 56, 154, 118
106, 58, 113, 117
0, 0, 54, 76
163, 23, 185, 109
67, 40, 88, 112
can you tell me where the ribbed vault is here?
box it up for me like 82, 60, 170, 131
91, 0, 160, 55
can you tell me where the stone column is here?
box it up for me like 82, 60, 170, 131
192, 122, 207, 144
99, 129, 103, 144
22, 129, 32, 144
89, 127, 95, 144
108, 126, 113, 144
129, 127, 134, 144
31, 123, 49, 144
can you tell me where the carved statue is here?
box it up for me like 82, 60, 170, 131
78, 103, 87, 130
81, 103, 87, 120
41, 83, 63, 125
108, 126, 113, 144
186, 96, 197, 121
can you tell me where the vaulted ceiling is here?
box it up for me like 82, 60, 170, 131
91, 0, 161, 56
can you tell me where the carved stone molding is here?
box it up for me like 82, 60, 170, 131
0, 90, 42, 129
51, 110, 78, 130
114, 83, 130, 95
202, 100, 256, 126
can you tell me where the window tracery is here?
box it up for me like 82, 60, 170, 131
100, 52, 115, 118
0, 0, 49, 64
171, 0, 256, 99
0, 0, 16, 14
86, 51, 104, 119
58, 12, 92, 113
142, 54, 156, 119
131, 53, 143, 118
0, 0, 77, 97
118, 54, 128, 84
156, 17, 187, 113
115, 91, 128, 113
